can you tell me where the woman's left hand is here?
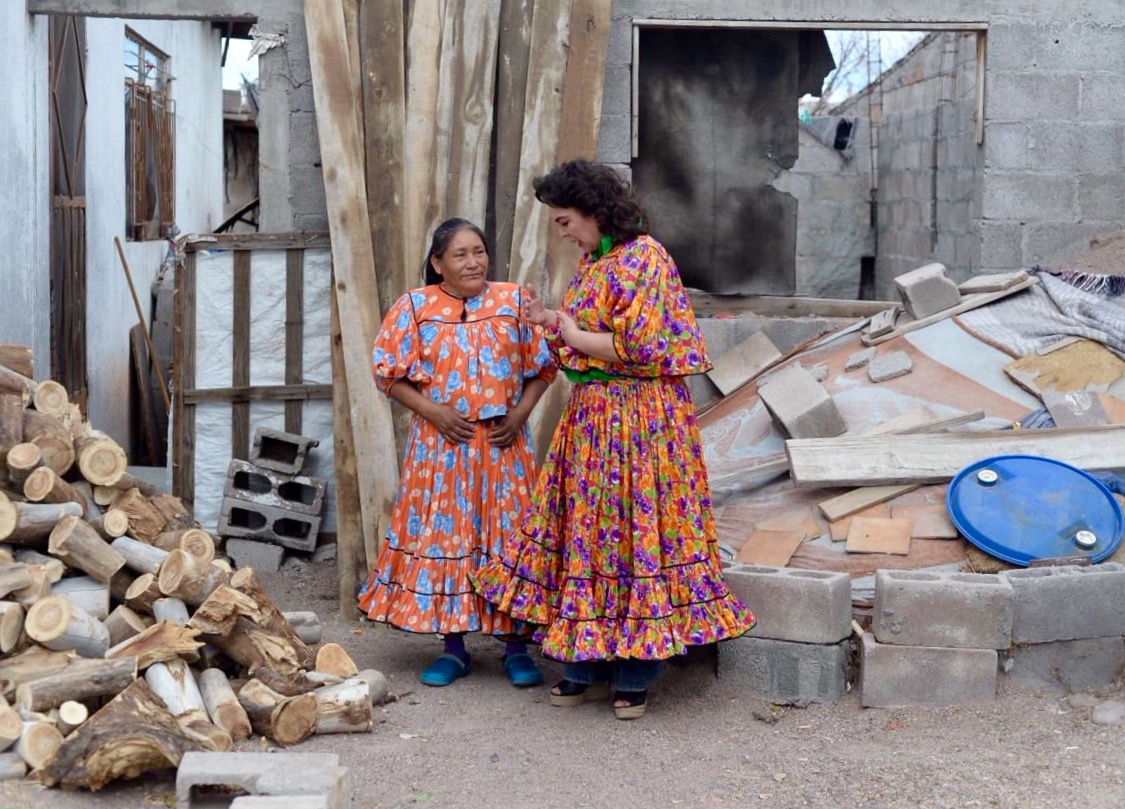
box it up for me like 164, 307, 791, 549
557, 311, 582, 346
488, 408, 530, 447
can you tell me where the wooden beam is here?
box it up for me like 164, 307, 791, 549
690, 293, 899, 319
172, 253, 197, 505
231, 251, 252, 460
304, 0, 400, 560
183, 385, 332, 405
787, 425, 1125, 488
284, 250, 304, 435
359, 0, 408, 312
27, 0, 256, 21
403, 2, 444, 285
181, 233, 330, 253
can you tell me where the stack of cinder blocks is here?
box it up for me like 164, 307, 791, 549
861, 564, 1125, 707
719, 564, 853, 705
218, 428, 326, 571
176, 752, 351, 809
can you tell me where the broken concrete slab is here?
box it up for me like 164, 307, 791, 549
1004, 636, 1125, 694
873, 570, 1013, 650
225, 538, 285, 572
868, 351, 913, 383
894, 263, 962, 319
844, 347, 876, 371
866, 307, 898, 339
860, 633, 997, 708
758, 364, 846, 439
176, 752, 348, 809
958, 270, 1029, 294
706, 330, 782, 396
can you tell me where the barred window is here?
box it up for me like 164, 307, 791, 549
125, 30, 175, 241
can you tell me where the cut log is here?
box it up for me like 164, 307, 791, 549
283, 611, 322, 645
101, 470, 158, 497
187, 585, 261, 635
49, 575, 109, 620
210, 557, 232, 574
15, 549, 64, 584
0, 601, 24, 653
312, 679, 371, 734
56, 701, 87, 736
124, 573, 161, 614
48, 516, 126, 582
229, 567, 314, 668
109, 570, 134, 603
22, 410, 74, 476
92, 486, 120, 507
0, 366, 35, 405
151, 597, 190, 625
179, 531, 215, 563
0, 647, 72, 701
252, 668, 323, 697
59, 404, 85, 441
104, 604, 147, 646
2, 501, 82, 546
73, 431, 128, 488
0, 500, 14, 548
0, 544, 11, 564
23, 467, 88, 512
352, 668, 389, 705
39, 678, 224, 791
149, 493, 194, 531
0, 346, 33, 379
157, 550, 229, 606
31, 381, 69, 419
0, 564, 32, 599
5, 443, 41, 490
15, 656, 138, 713
0, 751, 25, 781
89, 509, 129, 540
144, 659, 205, 717
236, 678, 317, 747
25, 596, 110, 658
197, 669, 251, 742
0, 394, 23, 464
105, 620, 203, 670
153, 527, 210, 553
16, 720, 62, 770
315, 643, 359, 678
111, 488, 167, 542
0, 703, 21, 752
11, 565, 51, 607
111, 536, 169, 576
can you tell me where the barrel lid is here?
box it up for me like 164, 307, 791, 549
946, 454, 1124, 567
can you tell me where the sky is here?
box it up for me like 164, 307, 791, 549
222, 38, 258, 90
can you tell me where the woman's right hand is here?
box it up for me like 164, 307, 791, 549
424, 404, 476, 444
520, 283, 557, 328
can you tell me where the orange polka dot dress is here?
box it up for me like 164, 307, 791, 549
472, 236, 755, 661
358, 282, 557, 635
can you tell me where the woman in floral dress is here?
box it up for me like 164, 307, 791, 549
358, 218, 557, 688
473, 161, 755, 718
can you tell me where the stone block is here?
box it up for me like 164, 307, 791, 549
893, 263, 961, 319
250, 427, 320, 476
176, 752, 347, 809
867, 351, 913, 383
218, 498, 321, 552
226, 538, 285, 573
982, 173, 1077, 221
859, 634, 997, 708
1004, 637, 1125, 694
601, 66, 631, 114
958, 271, 1028, 294
724, 565, 851, 644
873, 570, 1013, 650
758, 364, 846, 439
844, 347, 876, 371
987, 72, 1081, 123
719, 636, 848, 706
225, 458, 327, 517
1080, 73, 1125, 122
1006, 563, 1125, 643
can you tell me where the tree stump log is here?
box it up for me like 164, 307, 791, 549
229, 568, 314, 668
0, 394, 23, 465
25, 596, 110, 658
11, 565, 52, 607
22, 411, 73, 476
151, 598, 190, 625
49, 575, 109, 620
0, 706, 20, 755
14, 550, 64, 584
111, 536, 168, 577
5, 443, 41, 490
0, 601, 24, 654
0, 564, 32, 599
1, 501, 81, 546
0, 366, 35, 405
283, 611, 322, 645
56, 700, 88, 736
149, 494, 195, 531
89, 509, 129, 540
31, 381, 69, 419
0, 347, 33, 378
197, 669, 251, 742
16, 720, 62, 770
352, 669, 390, 706
104, 604, 148, 646
124, 573, 161, 614
0, 751, 25, 781
111, 489, 166, 543
23, 467, 88, 512
48, 516, 125, 582
92, 486, 120, 507
312, 679, 372, 734
100, 470, 157, 497
144, 659, 206, 717
0, 647, 72, 702
15, 656, 138, 713
236, 679, 317, 747
73, 431, 128, 488
157, 550, 229, 606
105, 620, 203, 670
314, 643, 359, 679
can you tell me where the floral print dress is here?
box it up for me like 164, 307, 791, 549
472, 235, 755, 661
358, 282, 556, 635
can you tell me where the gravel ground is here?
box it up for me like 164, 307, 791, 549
2, 558, 1123, 809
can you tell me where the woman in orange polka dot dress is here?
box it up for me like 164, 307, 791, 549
357, 218, 557, 688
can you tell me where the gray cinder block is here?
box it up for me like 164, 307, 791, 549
873, 570, 1013, 650
1005, 563, 1125, 644
1004, 637, 1125, 694
758, 364, 846, 439
859, 634, 997, 708
894, 263, 962, 319
725, 565, 852, 644
719, 636, 848, 705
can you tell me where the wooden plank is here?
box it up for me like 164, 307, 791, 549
890, 503, 959, 539
862, 276, 1039, 346
492, 0, 534, 280
403, 2, 445, 283
181, 233, 330, 253
173, 253, 197, 505
231, 251, 251, 461
707, 331, 782, 397
304, 0, 400, 560
820, 485, 920, 523
28, 0, 254, 20
183, 385, 332, 405
975, 32, 986, 146
846, 517, 912, 555
691, 293, 899, 319
789, 425, 1125, 488
735, 529, 805, 567
284, 250, 304, 435
708, 454, 790, 490
129, 325, 160, 467
331, 283, 368, 616
359, 0, 408, 313
545, 0, 611, 303
829, 503, 891, 541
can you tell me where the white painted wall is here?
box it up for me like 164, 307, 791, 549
0, 5, 50, 370
84, 18, 223, 447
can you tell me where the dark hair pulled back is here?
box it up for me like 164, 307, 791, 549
423, 218, 490, 285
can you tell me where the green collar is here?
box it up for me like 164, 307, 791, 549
589, 235, 615, 261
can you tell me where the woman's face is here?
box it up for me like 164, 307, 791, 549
430, 229, 489, 297
549, 207, 603, 254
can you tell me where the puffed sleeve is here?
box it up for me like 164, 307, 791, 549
607, 241, 675, 367
371, 293, 429, 395
519, 300, 558, 386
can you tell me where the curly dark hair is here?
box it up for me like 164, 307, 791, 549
423, 218, 490, 285
532, 159, 648, 244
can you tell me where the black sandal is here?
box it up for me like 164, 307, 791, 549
612, 689, 647, 720
549, 679, 611, 707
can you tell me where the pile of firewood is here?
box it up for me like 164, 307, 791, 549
0, 344, 383, 791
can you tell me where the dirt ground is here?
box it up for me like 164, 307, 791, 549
1, 558, 1124, 809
